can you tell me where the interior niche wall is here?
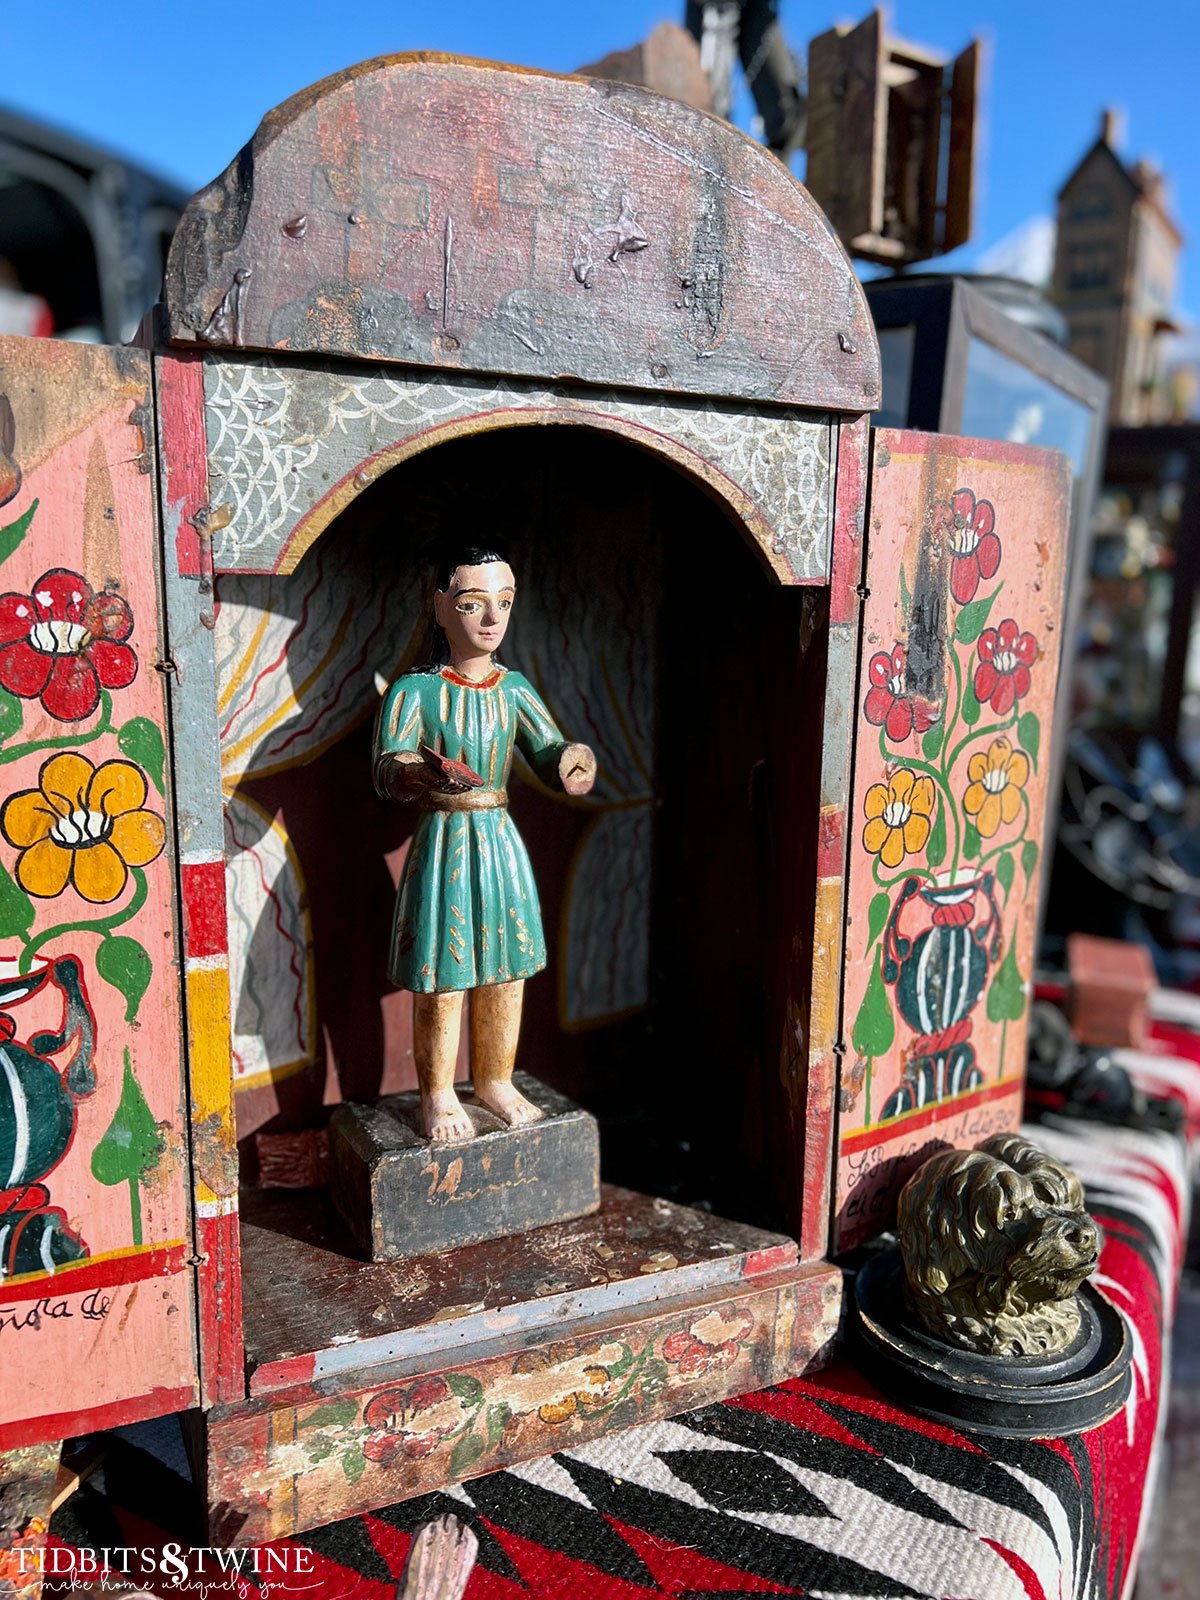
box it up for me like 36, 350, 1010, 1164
219, 425, 821, 1229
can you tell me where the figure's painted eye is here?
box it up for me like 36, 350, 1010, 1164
498, 598, 512, 611
456, 600, 482, 615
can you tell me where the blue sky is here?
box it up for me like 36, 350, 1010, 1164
6, 0, 1199, 318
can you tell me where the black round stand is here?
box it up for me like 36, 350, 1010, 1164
850, 1248, 1132, 1438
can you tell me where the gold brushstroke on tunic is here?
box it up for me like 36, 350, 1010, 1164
440, 682, 451, 723
399, 701, 421, 744
388, 690, 405, 739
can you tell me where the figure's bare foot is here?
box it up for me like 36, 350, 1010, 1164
469, 1081, 544, 1128
422, 1089, 475, 1142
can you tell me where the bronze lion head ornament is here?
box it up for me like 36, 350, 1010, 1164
896, 1133, 1101, 1357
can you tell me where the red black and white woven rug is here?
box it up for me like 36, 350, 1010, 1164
50, 1121, 1189, 1600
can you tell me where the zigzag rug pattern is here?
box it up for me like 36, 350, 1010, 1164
49, 1122, 1185, 1600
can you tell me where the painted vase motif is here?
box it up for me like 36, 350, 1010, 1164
0, 953, 96, 1277
878, 875, 1001, 1119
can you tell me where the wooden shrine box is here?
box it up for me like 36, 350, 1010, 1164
0, 55, 1072, 1545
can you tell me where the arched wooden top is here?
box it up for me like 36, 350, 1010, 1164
163, 53, 880, 414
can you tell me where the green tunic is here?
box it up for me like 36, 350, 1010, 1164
374, 666, 570, 992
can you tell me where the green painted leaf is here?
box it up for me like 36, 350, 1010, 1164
960, 682, 981, 726
1022, 839, 1040, 883
485, 1403, 512, 1448
955, 582, 1004, 645
307, 1436, 335, 1463
117, 716, 166, 796
963, 823, 981, 860
0, 688, 22, 745
90, 1050, 164, 1247
922, 723, 944, 760
640, 1357, 669, 1397
96, 936, 152, 1023
852, 957, 894, 1058
446, 1372, 484, 1404
299, 1401, 360, 1430
996, 852, 1015, 896
0, 860, 34, 939
605, 1345, 635, 1379
986, 933, 1027, 1024
1017, 710, 1041, 773
450, 1431, 486, 1478
0, 500, 38, 569
926, 802, 947, 869
866, 890, 891, 947
899, 563, 911, 616
341, 1445, 367, 1485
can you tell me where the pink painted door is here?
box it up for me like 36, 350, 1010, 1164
0, 338, 198, 1447
834, 430, 1071, 1252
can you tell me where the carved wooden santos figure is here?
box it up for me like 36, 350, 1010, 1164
373, 547, 596, 1141
0, 51, 1074, 1548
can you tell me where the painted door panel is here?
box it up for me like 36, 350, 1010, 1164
834, 430, 1071, 1251
0, 338, 197, 1446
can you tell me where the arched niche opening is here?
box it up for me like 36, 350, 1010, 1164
220, 422, 828, 1229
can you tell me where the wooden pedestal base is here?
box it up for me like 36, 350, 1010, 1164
329, 1074, 600, 1258
206, 1186, 842, 1543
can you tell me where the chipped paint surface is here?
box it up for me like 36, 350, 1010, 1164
0, 337, 197, 1446
834, 432, 1072, 1250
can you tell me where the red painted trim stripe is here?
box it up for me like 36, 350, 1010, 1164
742, 1242, 799, 1277
829, 415, 870, 626
815, 808, 846, 881
183, 859, 229, 959
248, 1351, 318, 1397
156, 351, 209, 578
841, 1078, 1020, 1155
197, 1209, 245, 1406
0, 1385, 195, 1454
0, 1242, 187, 1303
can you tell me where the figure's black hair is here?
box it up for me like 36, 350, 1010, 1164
420, 544, 511, 669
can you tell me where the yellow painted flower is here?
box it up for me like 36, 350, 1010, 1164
862, 768, 935, 868
1, 752, 165, 903
962, 736, 1029, 839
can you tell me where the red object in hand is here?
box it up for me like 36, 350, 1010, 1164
419, 744, 485, 788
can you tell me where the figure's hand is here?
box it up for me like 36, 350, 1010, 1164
558, 742, 597, 797
377, 751, 436, 800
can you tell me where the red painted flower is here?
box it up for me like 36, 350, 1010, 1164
0, 571, 136, 722
863, 644, 939, 743
974, 619, 1038, 715
362, 1376, 452, 1461
938, 489, 1001, 604
663, 1307, 753, 1379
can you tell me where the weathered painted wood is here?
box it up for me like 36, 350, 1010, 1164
163, 54, 880, 414
200, 356, 836, 582
329, 1074, 600, 1258
206, 1248, 841, 1545
835, 431, 1071, 1250
0, 337, 198, 1449
239, 1183, 799, 1398
154, 351, 244, 1406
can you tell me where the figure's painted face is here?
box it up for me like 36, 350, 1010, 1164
434, 561, 516, 660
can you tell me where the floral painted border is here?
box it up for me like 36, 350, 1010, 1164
0, 401, 169, 1275
848, 488, 1043, 1125
294, 1305, 757, 1488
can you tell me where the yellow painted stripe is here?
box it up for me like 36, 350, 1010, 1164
220, 604, 355, 771
216, 606, 271, 714
186, 961, 236, 1206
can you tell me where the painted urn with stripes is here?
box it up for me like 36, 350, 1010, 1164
0, 953, 96, 1278
879, 874, 1002, 1119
